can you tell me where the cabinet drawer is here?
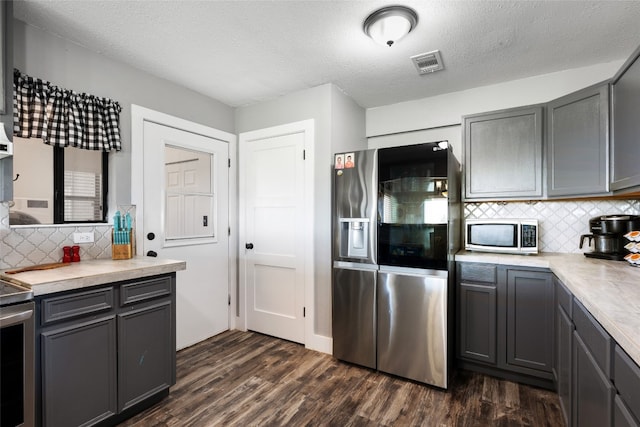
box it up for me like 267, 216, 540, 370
573, 299, 613, 379
615, 345, 640, 423
41, 286, 115, 325
120, 276, 172, 306
555, 277, 573, 318
459, 263, 496, 284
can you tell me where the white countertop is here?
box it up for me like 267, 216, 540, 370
456, 251, 640, 367
0, 257, 186, 296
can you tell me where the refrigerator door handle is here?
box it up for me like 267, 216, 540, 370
333, 261, 378, 271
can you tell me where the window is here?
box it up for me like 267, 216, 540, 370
10, 137, 108, 225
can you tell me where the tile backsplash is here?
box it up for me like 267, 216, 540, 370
0, 201, 126, 269
465, 199, 640, 253
2, 199, 640, 268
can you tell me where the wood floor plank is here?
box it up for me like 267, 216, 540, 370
118, 330, 564, 427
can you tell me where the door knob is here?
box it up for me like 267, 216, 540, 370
147, 232, 155, 240
146, 250, 158, 257
245, 243, 254, 250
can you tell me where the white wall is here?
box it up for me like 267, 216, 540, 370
235, 83, 365, 339
366, 61, 623, 139
13, 19, 235, 209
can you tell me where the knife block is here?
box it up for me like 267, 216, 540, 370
112, 230, 133, 260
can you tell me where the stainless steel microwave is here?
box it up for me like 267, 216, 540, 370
465, 219, 539, 254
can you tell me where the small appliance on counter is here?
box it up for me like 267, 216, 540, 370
464, 218, 539, 254
580, 214, 640, 260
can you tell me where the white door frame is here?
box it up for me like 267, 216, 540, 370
131, 105, 238, 330
238, 119, 318, 350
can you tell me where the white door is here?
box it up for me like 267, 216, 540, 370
240, 128, 307, 344
143, 121, 229, 350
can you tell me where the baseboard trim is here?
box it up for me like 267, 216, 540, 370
306, 333, 333, 355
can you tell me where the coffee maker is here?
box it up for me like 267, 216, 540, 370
580, 214, 640, 260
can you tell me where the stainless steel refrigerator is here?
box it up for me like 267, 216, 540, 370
332, 142, 461, 388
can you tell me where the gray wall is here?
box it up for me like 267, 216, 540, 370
236, 83, 366, 338
13, 18, 235, 208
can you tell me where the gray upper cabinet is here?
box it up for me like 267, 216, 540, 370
547, 83, 610, 197
0, 1, 14, 202
463, 105, 544, 200
611, 44, 640, 192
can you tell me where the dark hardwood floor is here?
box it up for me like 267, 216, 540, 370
119, 330, 564, 426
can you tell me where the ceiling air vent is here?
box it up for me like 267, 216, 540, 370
411, 50, 444, 75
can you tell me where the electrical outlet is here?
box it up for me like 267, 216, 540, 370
73, 232, 95, 244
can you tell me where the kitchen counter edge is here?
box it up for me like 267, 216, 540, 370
0, 257, 187, 296
456, 251, 640, 369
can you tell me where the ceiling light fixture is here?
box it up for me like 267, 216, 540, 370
363, 5, 418, 47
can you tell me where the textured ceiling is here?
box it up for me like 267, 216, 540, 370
13, 0, 640, 109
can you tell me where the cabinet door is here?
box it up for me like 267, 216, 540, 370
458, 282, 497, 364
463, 106, 543, 200
574, 331, 614, 427
557, 304, 574, 427
41, 316, 117, 427
505, 269, 554, 373
611, 45, 640, 191
547, 83, 610, 197
615, 395, 640, 427
118, 300, 174, 411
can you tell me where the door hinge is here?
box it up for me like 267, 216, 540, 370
228, 158, 231, 168
303, 150, 306, 160
228, 294, 231, 306
303, 307, 306, 317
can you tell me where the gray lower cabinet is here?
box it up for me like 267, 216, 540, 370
36, 274, 176, 427
458, 282, 496, 364
573, 297, 615, 427
615, 395, 640, 427
505, 268, 554, 373
118, 300, 173, 411
456, 262, 554, 387
463, 105, 544, 200
614, 345, 640, 426
41, 315, 117, 427
546, 82, 610, 197
573, 331, 614, 427
555, 277, 574, 427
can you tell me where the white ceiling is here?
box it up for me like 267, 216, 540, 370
13, 0, 640, 109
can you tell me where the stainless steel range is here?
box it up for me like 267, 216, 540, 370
0, 280, 35, 427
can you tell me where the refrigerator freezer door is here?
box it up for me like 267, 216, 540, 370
332, 265, 377, 369
377, 268, 448, 388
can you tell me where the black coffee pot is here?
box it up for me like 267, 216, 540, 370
580, 214, 640, 260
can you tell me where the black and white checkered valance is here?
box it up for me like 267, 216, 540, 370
13, 69, 122, 152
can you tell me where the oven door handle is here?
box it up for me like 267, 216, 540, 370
0, 308, 34, 327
